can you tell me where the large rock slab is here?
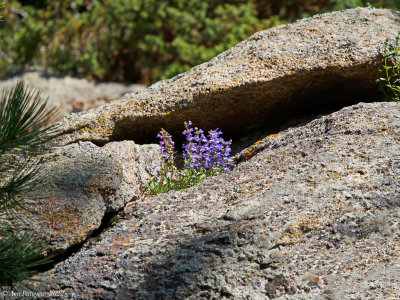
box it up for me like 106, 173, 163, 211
34, 101, 400, 299
24, 141, 160, 252
56, 7, 400, 145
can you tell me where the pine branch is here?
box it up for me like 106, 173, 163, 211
0, 232, 52, 287
0, 80, 58, 155
0, 160, 43, 218
0, 80, 58, 289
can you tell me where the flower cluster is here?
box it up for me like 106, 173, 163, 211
157, 128, 175, 169
147, 121, 232, 194
182, 121, 232, 173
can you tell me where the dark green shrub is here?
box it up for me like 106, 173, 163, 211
1, 0, 399, 83
1, 0, 283, 83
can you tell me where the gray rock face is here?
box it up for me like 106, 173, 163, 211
26, 141, 161, 252
34, 102, 400, 299
55, 7, 400, 146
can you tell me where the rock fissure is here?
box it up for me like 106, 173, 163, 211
63, 72, 383, 152
110, 73, 380, 145
36, 209, 121, 273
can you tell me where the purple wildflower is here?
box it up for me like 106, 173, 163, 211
148, 163, 158, 170
182, 121, 231, 173
157, 128, 175, 165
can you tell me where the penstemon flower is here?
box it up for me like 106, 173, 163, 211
182, 122, 232, 173
147, 121, 232, 194
206, 128, 232, 172
157, 128, 175, 164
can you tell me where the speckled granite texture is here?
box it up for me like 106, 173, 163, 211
14, 141, 161, 253
31, 101, 400, 299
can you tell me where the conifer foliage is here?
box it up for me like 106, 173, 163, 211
0, 81, 57, 289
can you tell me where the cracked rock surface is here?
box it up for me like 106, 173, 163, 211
22, 141, 161, 253
34, 102, 400, 299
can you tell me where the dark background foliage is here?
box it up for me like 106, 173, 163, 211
1, 0, 399, 84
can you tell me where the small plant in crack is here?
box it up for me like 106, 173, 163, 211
147, 121, 232, 194
376, 34, 400, 101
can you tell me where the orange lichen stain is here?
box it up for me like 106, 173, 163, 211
246, 148, 255, 157
327, 171, 340, 180
254, 140, 262, 145
113, 235, 132, 249
38, 195, 81, 235
148, 202, 152, 205
266, 133, 279, 138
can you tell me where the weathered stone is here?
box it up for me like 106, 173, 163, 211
23, 141, 161, 252
34, 101, 400, 299
56, 8, 400, 146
